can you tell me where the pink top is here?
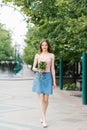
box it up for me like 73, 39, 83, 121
38, 55, 52, 72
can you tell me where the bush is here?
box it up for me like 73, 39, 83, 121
63, 83, 76, 90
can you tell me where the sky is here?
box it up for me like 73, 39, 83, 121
0, 0, 28, 54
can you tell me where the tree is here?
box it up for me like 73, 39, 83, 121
0, 24, 14, 60
3, 0, 87, 65
22, 32, 37, 65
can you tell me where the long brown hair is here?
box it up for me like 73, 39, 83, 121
38, 39, 53, 54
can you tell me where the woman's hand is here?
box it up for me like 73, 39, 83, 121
53, 83, 57, 89
38, 69, 45, 73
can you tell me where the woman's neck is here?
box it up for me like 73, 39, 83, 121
41, 51, 48, 54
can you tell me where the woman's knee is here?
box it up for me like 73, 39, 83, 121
44, 95, 49, 104
38, 93, 49, 104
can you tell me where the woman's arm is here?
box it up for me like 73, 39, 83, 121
32, 54, 38, 72
51, 54, 56, 88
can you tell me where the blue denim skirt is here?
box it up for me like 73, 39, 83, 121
32, 72, 53, 94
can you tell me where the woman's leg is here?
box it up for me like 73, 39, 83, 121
38, 93, 49, 127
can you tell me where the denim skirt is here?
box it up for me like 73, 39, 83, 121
32, 72, 53, 94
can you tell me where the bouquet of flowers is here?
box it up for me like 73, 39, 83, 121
38, 61, 47, 80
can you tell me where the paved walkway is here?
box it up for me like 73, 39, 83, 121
0, 69, 87, 130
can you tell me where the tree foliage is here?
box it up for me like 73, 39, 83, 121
0, 24, 14, 60
3, 0, 87, 65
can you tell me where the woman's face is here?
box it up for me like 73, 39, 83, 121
41, 42, 48, 52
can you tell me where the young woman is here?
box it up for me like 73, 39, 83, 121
32, 39, 56, 128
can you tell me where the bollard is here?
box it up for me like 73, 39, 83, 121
82, 52, 87, 104
59, 59, 63, 90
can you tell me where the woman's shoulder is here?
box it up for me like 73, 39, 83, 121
35, 53, 40, 58
49, 53, 55, 58
35, 53, 39, 58
35, 53, 39, 56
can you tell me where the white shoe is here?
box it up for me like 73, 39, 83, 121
42, 122, 48, 128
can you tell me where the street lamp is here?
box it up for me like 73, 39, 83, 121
14, 43, 21, 61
